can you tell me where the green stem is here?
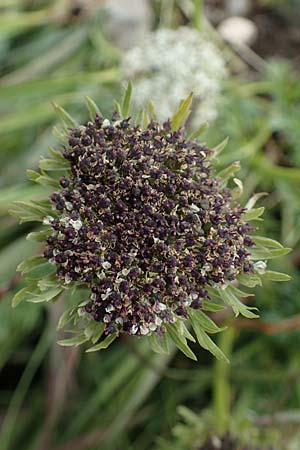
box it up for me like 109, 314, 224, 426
193, 0, 203, 30
0, 326, 52, 450
159, 0, 174, 28
213, 326, 236, 436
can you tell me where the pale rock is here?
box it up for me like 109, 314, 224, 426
218, 16, 258, 47
104, 0, 152, 50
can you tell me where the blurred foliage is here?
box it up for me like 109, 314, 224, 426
0, 1, 300, 450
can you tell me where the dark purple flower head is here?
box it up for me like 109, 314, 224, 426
44, 115, 254, 337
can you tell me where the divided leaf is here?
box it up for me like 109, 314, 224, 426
149, 333, 171, 355
189, 315, 229, 363
86, 333, 117, 352
166, 323, 197, 361
58, 335, 89, 347
188, 309, 225, 334
220, 287, 259, 319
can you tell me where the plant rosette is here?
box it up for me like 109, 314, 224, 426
11, 84, 291, 360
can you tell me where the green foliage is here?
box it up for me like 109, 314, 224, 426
0, 2, 299, 450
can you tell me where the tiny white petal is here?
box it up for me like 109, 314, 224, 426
102, 119, 111, 128
105, 304, 115, 313
155, 317, 162, 326
158, 302, 167, 311
43, 216, 54, 225
140, 325, 149, 335
64, 274, 72, 284
131, 325, 138, 334
70, 219, 82, 230
254, 261, 267, 275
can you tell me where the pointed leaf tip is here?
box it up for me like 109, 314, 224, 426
171, 93, 193, 131
85, 96, 101, 120
121, 81, 133, 118
52, 102, 78, 128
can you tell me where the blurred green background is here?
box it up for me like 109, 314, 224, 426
0, 1, 300, 449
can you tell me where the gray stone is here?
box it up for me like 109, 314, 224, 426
104, 0, 152, 50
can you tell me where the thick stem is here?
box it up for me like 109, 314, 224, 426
213, 326, 236, 436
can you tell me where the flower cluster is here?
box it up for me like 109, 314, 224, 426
122, 27, 227, 124
44, 114, 255, 338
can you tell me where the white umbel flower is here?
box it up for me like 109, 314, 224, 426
122, 27, 227, 124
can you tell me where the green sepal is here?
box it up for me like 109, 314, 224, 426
217, 161, 240, 184
12, 285, 63, 307
48, 146, 66, 162
12, 285, 36, 308
237, 273, 262, 288
57, 307, 78, 330
27, 169, 40, 182
37, 275, 62, 291
85, 96, 101, 120
27, 286, 63, 303
229, 285, 254, 298
52, 102, 78, 128
245, 192, 268, 210
39, 158, 69, 172
263, 270, 291, 282
189, 315, 229, 362
35, 174, 60, 189
17, 256, 57, 283
84, 322, 105, 344
58, 334, 89, 347
231, 178, 243, 199
26, 229, 50, 242
86, 333, 117, 352
25, 263, 56, 280
242, 207, 265, 221
220, 287, 259, 319
10, 200, 51, 223
206, 286, 222, 301
17, 255, 48, 274
149, 333, 171, 355
52, 126, 68, 145
250, 247, 291, 260
188, 309, 225, 334
251, 236, 283, 249
202, 300, 225, 312
166, 322, 197, 361
113, 100, 122, 117
178, 321, 196, 342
